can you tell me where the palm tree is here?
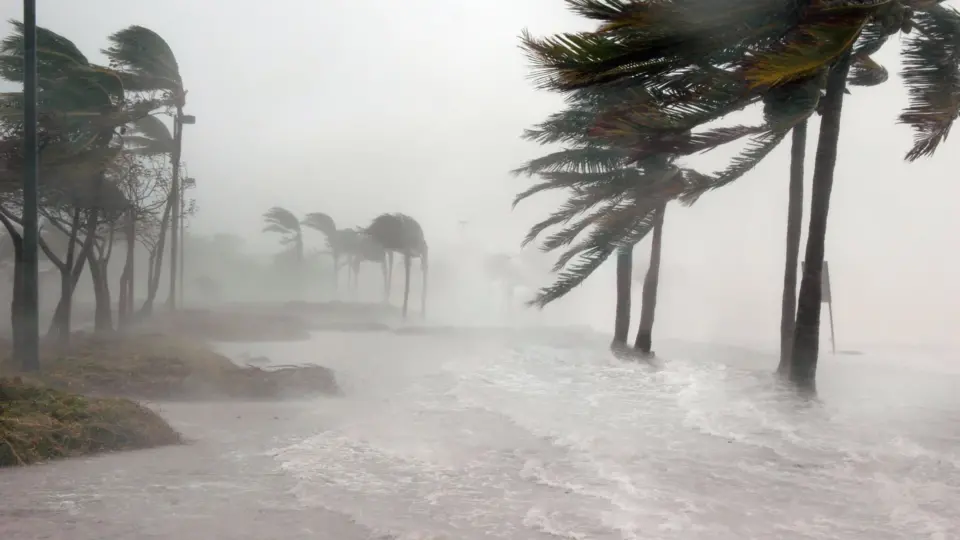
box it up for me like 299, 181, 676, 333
326, 227, 359, 295
520, 0, 960, 388
103, 25, 189, 310
514, 90, 707, 355
484, 253, 526, 314
1, 21, 153, 362
263, 206, 303, 257
301, 212, 338, 292
344, 230, 390, 300
365, 213, 428, 319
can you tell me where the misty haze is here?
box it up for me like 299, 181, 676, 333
1, 1, 959, 539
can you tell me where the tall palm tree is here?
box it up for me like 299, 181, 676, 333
514, 89, 708, 354
262, 207, 303, 263
326, 227, 359, 295
344, 230, 390, 300
103, 25, 189, 310
520, 0, 960, 388
365, 213, 428, 319
301, 212, 338, 291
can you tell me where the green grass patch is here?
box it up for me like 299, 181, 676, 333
0, 377, 180, 468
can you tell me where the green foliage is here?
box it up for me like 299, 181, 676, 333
365, 213, 427, 256
516, 0, 960, 308
521, 0, 960, 164
0, 20, 159, 202
0, 377, 180, 467
103, 25, 183, 100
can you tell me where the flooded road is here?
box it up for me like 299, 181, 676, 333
2, 330, 958, 539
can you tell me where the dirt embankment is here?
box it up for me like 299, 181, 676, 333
0, 315, 344, 468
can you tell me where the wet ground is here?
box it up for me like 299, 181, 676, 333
2, 330, 958, 539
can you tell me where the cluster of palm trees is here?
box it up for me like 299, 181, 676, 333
261, 207, 428, 318
1, 21, 192, 369
515, 0, 960, 392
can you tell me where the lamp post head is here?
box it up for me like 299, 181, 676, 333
181, 114, 196, 125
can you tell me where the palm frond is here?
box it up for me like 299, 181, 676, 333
129, 114, 174, 144
530, 200, 659, 307
512, 146, 630, 177
262, 206, 300, 232
539, 200, 619, 252
302, 212, 337, 237
262, 223, 291, 235
898, 3, 960, 160
103, 25, 183, 95
847, 53, 889, 86
366, 212, 426, 253
740, 10, 869, 90
680, 128, 790, 205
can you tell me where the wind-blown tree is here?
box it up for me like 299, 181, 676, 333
104, 25, 189, 310
520, 0, 960, 389
514, 87, 710, 355
263, 207, 303, 258
0, 20, 156, 363
301, 212, 338, 290
326, 228, 360, 294
339, 229, 390, 300
112, 151, 168, 325
38, 170, 129, 340
365, 213, 428, 319
263, 208, 305, 295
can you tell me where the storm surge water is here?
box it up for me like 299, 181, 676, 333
225, 331, 960, 540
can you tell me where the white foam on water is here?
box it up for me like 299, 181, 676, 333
269, 333, 960, 540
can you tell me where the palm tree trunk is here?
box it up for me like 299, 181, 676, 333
634, 203, 666, 354
790, 52, 853, 392
420, 252, 428, 319
332, 251, 339, 298
777, 121, 807, 376
381, 258, 389, 303
386, 251, 394, 301
401, 253, 411, 319
613, 245, 633, 345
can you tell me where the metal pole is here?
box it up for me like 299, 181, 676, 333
19, 0, 40, 371
167, 112, 182, 310
179, 185, 185, 307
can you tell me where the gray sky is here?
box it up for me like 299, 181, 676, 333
3, 0, 959, 350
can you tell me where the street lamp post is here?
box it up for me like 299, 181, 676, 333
18, 0, 40, 371
167, 112, 195, 311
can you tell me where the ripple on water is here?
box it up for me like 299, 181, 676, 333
273, 339, 960, 540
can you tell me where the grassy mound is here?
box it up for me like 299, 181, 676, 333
1, 333, 340, 401
144, 309, 313, 342
0, 377, 180, 467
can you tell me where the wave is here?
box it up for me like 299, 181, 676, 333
270, 336, 960, 539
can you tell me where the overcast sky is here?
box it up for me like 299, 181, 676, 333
3, 0, 959, 350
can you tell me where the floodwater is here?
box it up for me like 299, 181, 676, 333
2, 329, 958, 540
